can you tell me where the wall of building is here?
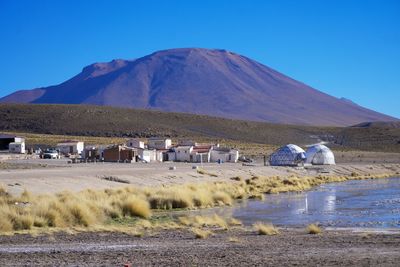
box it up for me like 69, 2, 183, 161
148, 139, 171, 149
194, 152, 210, 163
9, 142, 25, 154
104, 147, 136, 162
57, 142, 84, 155
127, 139, 145, 149
175, 147, 192, 162
210, 149, 239, 163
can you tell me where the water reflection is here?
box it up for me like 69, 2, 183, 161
231, 177, 400, 228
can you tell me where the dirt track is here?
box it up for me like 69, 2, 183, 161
0, 228, 399, 266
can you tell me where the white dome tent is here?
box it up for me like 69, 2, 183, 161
305, 144, 335, 165
269, 144, 306, 166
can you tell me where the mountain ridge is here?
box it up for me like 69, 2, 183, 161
0, 48, 396, 126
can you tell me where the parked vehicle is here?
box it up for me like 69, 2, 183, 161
238, 156, 254, 163
42, 149, 60, 159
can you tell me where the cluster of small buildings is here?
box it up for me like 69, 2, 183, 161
83, 138, 239, 163
0, 134, 239, 164
0, 134, 240, 164
0, 133, 335, 167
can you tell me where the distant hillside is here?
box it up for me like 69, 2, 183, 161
0, 48, 397, 126
353, 121, 400, 129
0, 104, 399, 152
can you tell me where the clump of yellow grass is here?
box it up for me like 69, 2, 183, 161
253, 222, 280, 235
191, 228, 212, 239
179, 214, 230, 230
306, 223, 322, 234
121, 195, 151, 219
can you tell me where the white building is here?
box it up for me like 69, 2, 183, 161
9, 142, 25, 154
210, 147, 239, 163
136, 148, 155, 162
56, 141, 84, 156
127, 139, 145, 149
192, 145, 212, 163
171, 145, 212, 163
174, 146, 193, 162
155, 150, 165, 162
269, 144, 306, 166
148, 137, 172, 150
305, 144, 335, 165
0, 134, 25, 151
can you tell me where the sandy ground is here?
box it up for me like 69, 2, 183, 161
0, 228, 399, 266
1, 157, 400, 196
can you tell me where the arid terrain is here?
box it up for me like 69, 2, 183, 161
0, 228, 399, 266
1, 155, 400, 266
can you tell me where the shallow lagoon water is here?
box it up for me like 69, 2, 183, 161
231, 177, 400, 228
186, 177, 400, 228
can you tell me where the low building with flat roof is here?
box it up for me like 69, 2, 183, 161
0, 134, 25, 151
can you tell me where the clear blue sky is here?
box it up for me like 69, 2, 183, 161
0, 0, 399, 118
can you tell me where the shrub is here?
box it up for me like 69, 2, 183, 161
191, 228, 212, 239
149, 190, 194, 210
67, 202, 97, 227
11, 215, 34, 230
228, 218, 242, 226
0, 215, 13, 232
121, 196, 151, 219
33, 217, 47, 228
307, 224, 322, 234
253, 222, 279, 235
213, 191, 232, 206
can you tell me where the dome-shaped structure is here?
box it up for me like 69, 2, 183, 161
269, 144, 306, 166
305, 144, 335, 165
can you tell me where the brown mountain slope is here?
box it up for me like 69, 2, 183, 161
0, 48, 396, 126
0, 104, 399, 152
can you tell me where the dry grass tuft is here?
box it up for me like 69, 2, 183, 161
0, 212, 13, 232
121, 196, 151, 219
228, 217, 243, 226
213, 191, 232, 206
180, 214, 229, 229
228, 236, 240, 243
253, 222, 280, 235
191, 228, 212, 239
307, 224, 322, 234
